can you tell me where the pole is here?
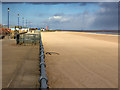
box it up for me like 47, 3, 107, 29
18, 14, 19, 30
22, 17, 24, 28
8, 8, 9, 29
29, 22, 30, 28
26, 19, 28, 31
29, 21, 32, 28
26, 19, 27, 28
31, 22, 32, 28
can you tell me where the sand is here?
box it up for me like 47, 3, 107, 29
2, 38, 40, 88
41, 31, 118, 88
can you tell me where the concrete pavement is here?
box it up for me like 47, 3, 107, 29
2, 38, 40, 88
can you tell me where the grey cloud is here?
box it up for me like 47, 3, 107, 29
91, 2, 118, 30
2, 2, 24, 4
38, 13, 49, 17
27, 2, 79, 5
1, 0, 120, 2
79, 2, 99, 6
26, 2, 102, 6
2, 2, 100, 6
54, 13, 65, 16
2, 2, 80, 5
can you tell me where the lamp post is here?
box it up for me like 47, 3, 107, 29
8, 8, 9, 29
29, 21, 32, 28
18, 14, 19, 30
30, 22, 32, 28
22, 17, 24, 28
26, 19, 27, 28
26, 19, 28, 31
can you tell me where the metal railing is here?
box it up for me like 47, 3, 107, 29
39, 32, 48, 89
16, 32, 48, 88
16, 33, 40, 45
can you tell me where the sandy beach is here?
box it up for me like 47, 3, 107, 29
41, 31, 118, 88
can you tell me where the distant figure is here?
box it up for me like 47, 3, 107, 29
0, 36, 5, 39
8, 34, 10, 39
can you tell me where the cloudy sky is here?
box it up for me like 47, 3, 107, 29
2, 2, 118, 30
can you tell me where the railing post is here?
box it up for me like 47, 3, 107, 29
16, 34, 19, 44
23, 34, 25, 46
34, 35, 36, 45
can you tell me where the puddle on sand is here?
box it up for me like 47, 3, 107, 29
46, 52, 60, 55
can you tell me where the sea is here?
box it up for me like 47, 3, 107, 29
85, 32, 120, 35
58, 30, 119, 35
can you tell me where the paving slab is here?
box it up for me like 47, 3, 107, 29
2, 38, 40, 88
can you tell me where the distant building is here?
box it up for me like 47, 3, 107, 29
15, 26, 22, 29
46, 26, 48, 30
22, 28, 29, 31
41, 28, 46, 31
43, 28, 45, 31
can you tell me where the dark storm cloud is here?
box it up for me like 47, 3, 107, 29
28, 2, 99, 5
2, 2, 80, 5
2, 2, 24, 4
91, 2, 118, 30
27, 2, 78, 5
1, 0, 120, 2
79, 2, 99, 6
2, 2, 99, 6
26, 2, 101, 6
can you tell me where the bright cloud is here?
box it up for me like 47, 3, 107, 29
48, 16, 70, 22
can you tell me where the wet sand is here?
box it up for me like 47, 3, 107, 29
2, 38, 40, 88
41, 31, 118, 88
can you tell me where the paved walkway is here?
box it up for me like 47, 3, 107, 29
2, 38, 40, 88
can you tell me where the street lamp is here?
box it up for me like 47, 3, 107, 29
8, 8, 9, 29
22, 17, 24, 28
30, 22, 32, 28
29, 21, 32, 28
26, 19, 28, 31
18, 14, 19, 30
26, 19, 27, 28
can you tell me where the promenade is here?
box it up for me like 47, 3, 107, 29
41, 31, 118, 88
2, 38, 40, 88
